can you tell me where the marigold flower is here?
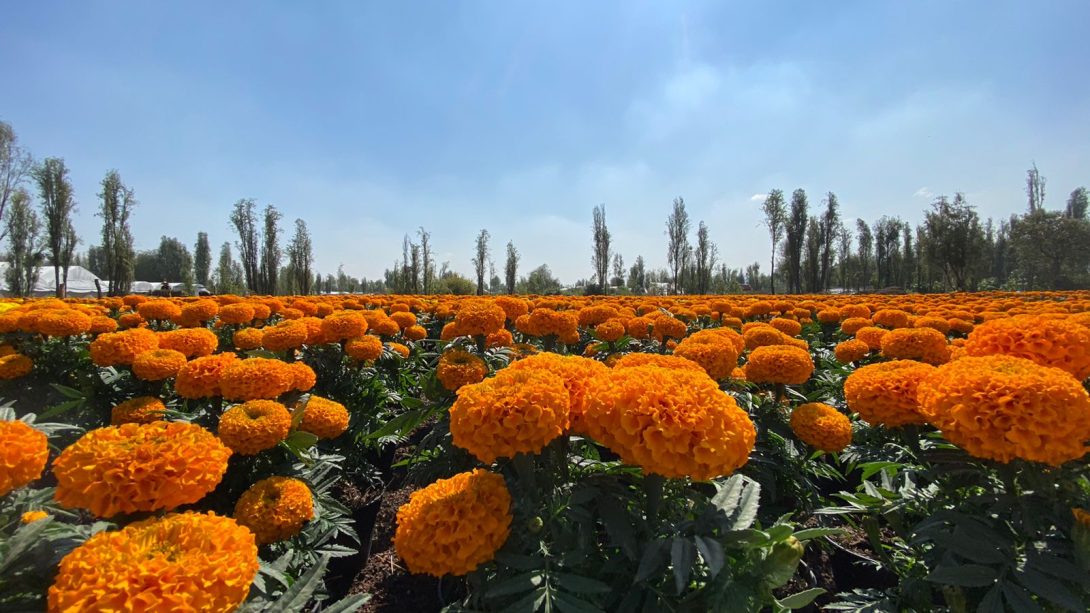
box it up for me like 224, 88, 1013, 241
89, 327, 159, 366
21, 510, 48, 523
405, 324, 428, 341
917, 355, 1090, 465
137, 299, 181, 322
89, 315, 119, 334
649, 314, 687, 343
582, 365, 755, 480
744, 345, 814, 385
790, 403, 852, 453
390, 310, 417, 330
53, 421, 231, 517
175, 352, 238, 399
179, 299, 219, 324
453, 299, 506, 337
218, 400, 292, 455
578, 305, 621, 327
880, 327, 950, 365
388, 342, 410, 358
233, 326, 264, 350
218, 303, 256, 325
744, 325, 788, 350
450, 368, 569, 464
854, 326, 890, 351
816, 309, 841, 325
840, 317, 872, 336
0, 353, 33, 379
117, 312, 145, 329
132, 349, 188, 381
394, 469, 512, 577
834, 339, 871, 364
437, 350, 488, 392
48, 511, 258, 613
157, 327, 218, 358
298, 395, 350, 439
844, 360, 934, 427
321, 311, 368, 341
672, 329, 741, 380
506, 353, 609, 434
0, 420, 49, 497
111, 396, 167, 425
495, 296, 529, 321
234, 477, 315, 544
36, 310, 92, 337
873, 309, 912, 329
770, 317, 803, 337
595, 319, 626, 342
219, 357, 296, 401
914, 316, 951, 334
346, 335, 383, 361
260, 320, 308, 352
964, 314, 1090, 380
289, 361, 316, 392
612, 352, 706, 373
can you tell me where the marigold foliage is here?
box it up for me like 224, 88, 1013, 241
394, 469, 512, 577
582, 365, 755, 480
0, 420, 49, 497
450, 368, 570, 464
234, 476, 315, 544
47, 511, 259, 613
53, 421, 231, 517
790, 403, 852, 453
917, 355, 1090, 465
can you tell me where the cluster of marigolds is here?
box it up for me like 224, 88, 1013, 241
1, 290, 1089, 610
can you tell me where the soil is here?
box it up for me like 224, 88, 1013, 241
350, 484, 443, 613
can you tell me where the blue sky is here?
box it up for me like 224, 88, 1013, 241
2, 1, 1088, 283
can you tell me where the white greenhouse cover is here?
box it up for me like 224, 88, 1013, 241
0, 263, 104, 297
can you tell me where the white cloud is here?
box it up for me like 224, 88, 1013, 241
913, 187, 934, 198
750, 193, 768, 202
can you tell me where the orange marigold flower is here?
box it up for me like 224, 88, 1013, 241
53, 421, 231, 517
854, 326, 890, 351
453, 299, 506, 337
834, 339, 871, 364
158, 327, 218, 358
132, 349, 188, 381
485, 328, 513, 348
917, 355, 1090, 465
89, 328, 159, 366
390, 311, 417, 329
880, 327, 950, 365
388, 342, 410, 358
914, 316, 951, 334
964, 314, 1090, 380
262, 320, 309, 351
405, 324, 428, 341
111, 396, 167, 425
437, 350, 488, 392
744, 345, 814, 385
649, 314, 687, 342
47, 511, 258, 613
218, 303, 256, 325
217, 400, 292, 455
770, 317, 803, 336
816, 309, 841, 324
450, 368, 569, 464
321, 311, 369, 341
234, 477, 315, 545
175, 352, 238, 399
179, 299, 219, 324
233, 327, 264, 350
612, 352, 706, 373
0, 353, 33, 379
117, 312, 145, 329
289, 361, 316, 392
872, 309, 912, 329
625, 316, 653, 339
219, 358, 296, 401
249, 302, 272, 321
790, 403, 852, 453
577, 305, 620, 327
595, 319, 626, 342
21, 510, 48, 523
495, 296, 530, 321
582, 365, 755, 480
298, 395, 350, 439
137, 299, 181, 322
506, 353, 609, 434
840, 317, 872, 336
89, 315, 119, 334
345, 335, 383, 361
394, 469, 511, 577
0, 420, 49, 497
672, 330, 741, 381
744, 325, 787, 350
844, 360, 935, 427
36, 310, 92, 337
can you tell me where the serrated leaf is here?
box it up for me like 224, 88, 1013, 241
1001, 583, 1043, 613
779, 587, 826, 609
485, 571, 543, 599
1017, 568, 1086, 612
554, 573, 610, 594
321, 593, 372, 613
635, 538, 669, 583
0, 516, 54, 574
926, 563, 998, 587
671, 537, 695, 594
976, 584, 1003, 613
499, 586, 547, 613
495, 552, 543, 571
554, 591, 604, 613
598, 495, 637, 560
710, 474, 744, 516
732, 482, 761, 530
273, 555, 329, 611
694, 535, 724, 578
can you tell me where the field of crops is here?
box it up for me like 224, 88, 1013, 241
2, 292, 1090, 612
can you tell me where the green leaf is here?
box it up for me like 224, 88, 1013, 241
732, 482, 761, 530
671, 536, 695, 594
598, 495, 637, 560
1017, 569, 1086, 612
976, 585, 1003, 613
321, 593, 373, 613
498, 587, 547, 613
926, 563, 999, 587
635, 538, 669, 583
50, 383, 85, 399
792, 527, 843, 541
857, 461, 901, 481
943, 530, 1009, 565
485, 571, 544, 599
0, 516, 54, 575
554, 573, 610, 595
273, 555, 329, 611
39, 398, 84, 419
779, 588, 826, 609
495, 552, 543, 571
553, 591, 604, 613
710, 474, 745, 515
694, 535, 724, 578
1000, 583, 1043, 613
283, 430, 319, 451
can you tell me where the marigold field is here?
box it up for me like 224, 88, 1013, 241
2, 291, 1090, 612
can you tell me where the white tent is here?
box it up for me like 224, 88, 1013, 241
0, 263, 104, 297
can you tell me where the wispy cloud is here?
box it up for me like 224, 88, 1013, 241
914, 187, 934, 199
750, 193, 768, 202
